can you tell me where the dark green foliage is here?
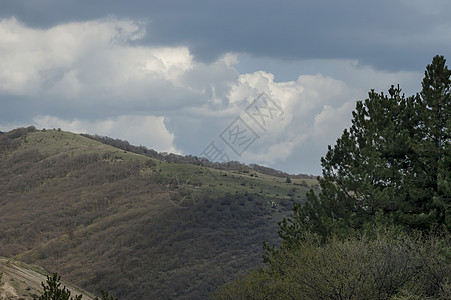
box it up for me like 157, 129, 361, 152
35, 273, 82, 300
414, 55, 451, 229
279, 56, 451, 244
217, 56, 451, 299
35, 273, 119, 300
96, 290, 119, 300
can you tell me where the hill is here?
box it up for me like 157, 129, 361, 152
0, 127, 317, 299
79, 133, 317, 180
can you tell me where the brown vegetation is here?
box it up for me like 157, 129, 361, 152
0, 127, 308, 299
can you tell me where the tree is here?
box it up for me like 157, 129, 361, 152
280, 86, 416, 241
35, 273, 119, 300
34, 273, 82, 300
96, 291, 119, 300
218, 55, 451, 300
285, 176, 291, 183
279, 56, 451, 244
411, 55, 451, 229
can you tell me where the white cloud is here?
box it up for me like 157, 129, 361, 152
0, 17, 425, 174
220, 53, 239, 67
223, 71, 353, 164
0, 18, 139, 94
313, 101, 355, 138
0, 17, 194, 104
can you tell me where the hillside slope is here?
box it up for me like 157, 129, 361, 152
0, 127, 316, 299
0, 257, 95, 300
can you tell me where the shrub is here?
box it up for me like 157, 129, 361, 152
215, 229, 451, 299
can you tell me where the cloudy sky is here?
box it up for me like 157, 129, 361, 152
1, 0, 450, 175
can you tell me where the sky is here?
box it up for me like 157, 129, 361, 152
1, 0, 450, 175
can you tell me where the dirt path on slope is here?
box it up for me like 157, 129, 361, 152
0, 258, 95, 299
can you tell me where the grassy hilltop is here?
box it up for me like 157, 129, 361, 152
0, 127, 316, 299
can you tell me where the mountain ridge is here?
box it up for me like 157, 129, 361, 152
79, 133, 317, 180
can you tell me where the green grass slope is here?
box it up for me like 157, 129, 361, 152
0, 127, 317, 299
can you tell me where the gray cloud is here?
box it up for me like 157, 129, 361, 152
1, 0, 450, 71
0, 1, 446, 175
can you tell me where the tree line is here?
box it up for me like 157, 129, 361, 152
80, 134, 315, 179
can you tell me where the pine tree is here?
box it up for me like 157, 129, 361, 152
35, 273, 119, 300
279, 56, 451, 244
409, 55, 451, 228
34, 273, 82, 300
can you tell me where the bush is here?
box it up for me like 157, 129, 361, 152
215, 229, 451, 299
